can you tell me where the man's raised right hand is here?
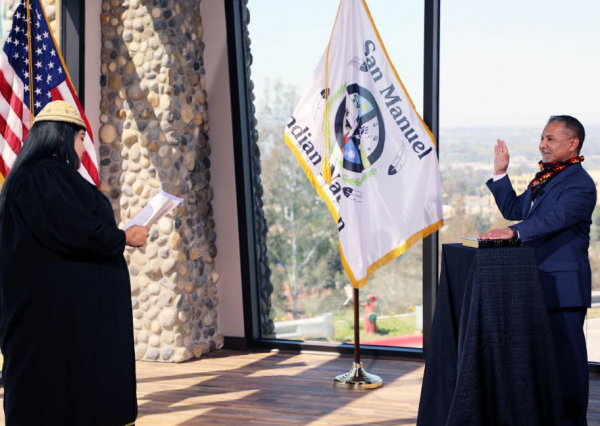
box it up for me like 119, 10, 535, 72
494, 138, 510, 175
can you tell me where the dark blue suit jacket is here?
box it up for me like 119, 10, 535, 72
487, 163, 597, 309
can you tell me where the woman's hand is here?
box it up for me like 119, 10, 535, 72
125, 225, 149, 247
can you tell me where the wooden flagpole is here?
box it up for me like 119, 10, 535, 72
332, 287, 383, 389
354, 288, 360, 364
25, 0, 35, 123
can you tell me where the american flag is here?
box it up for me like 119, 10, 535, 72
0, 0, 99, 186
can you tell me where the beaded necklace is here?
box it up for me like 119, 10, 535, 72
529, 156, 584, 201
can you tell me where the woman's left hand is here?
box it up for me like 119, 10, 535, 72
125, 226, 150, 247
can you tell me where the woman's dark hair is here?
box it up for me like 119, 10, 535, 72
0, 120, 85, 214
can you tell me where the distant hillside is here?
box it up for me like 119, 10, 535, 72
439, 126, 600, 172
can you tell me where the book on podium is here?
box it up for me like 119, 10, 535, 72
462, 237, 521, 249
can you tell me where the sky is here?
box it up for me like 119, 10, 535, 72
248, 0, 600, 128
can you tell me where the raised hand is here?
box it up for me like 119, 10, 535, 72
125, 225, 150, 247
494, 138, 510, 175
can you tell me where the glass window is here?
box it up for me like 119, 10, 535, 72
248, 0, 425, 348
439, 0, 600, 360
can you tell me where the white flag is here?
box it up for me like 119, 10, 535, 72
284, 0, 443, 288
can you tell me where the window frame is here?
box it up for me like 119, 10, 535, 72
61, 0, 85, 104
225, 0, 441, 360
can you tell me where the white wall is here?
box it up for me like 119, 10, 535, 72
84, 0, 101, 146
202, 0, 245, 338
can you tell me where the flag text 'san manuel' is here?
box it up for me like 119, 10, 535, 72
284, 0, 443, 288
0, 0, 98, 186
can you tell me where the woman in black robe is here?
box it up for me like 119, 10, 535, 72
0, 101, 148, 426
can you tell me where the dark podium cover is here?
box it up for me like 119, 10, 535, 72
417, 245, 564, 426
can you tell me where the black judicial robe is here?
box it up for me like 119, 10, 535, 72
0, 157, 137, 425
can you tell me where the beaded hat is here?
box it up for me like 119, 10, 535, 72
33, 100, 85, 128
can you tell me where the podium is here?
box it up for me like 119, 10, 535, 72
417, 244, 564, 426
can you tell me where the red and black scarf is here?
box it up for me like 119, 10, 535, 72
529, 156, 584, 201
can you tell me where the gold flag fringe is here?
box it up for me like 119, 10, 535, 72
285, 133, 444, 289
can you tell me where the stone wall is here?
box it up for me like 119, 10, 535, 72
98, 0, 222, 363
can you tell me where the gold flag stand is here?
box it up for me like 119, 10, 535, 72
333, 288, 383, 389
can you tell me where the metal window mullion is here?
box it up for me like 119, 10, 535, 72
225, 0, 261, 344
422, 0, 441, 358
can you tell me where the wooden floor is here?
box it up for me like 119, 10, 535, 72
134, 350, 425, 426
2, 349, 600, 425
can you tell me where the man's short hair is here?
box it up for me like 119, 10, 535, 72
548, 115, 586, 153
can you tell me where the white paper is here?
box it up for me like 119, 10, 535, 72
123, 191, 183, 230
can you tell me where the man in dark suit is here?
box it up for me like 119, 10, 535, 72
480, 115, 596, 425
